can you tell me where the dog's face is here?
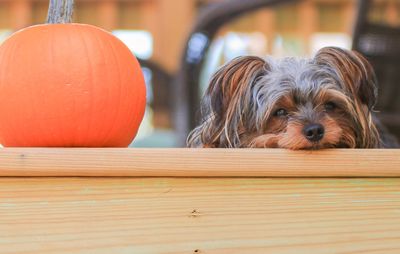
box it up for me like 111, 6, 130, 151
188, 47, 381, 149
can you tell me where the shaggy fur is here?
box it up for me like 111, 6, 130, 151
187, 47, 396, 149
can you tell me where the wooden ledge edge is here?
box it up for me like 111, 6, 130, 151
0, 148, 399, 177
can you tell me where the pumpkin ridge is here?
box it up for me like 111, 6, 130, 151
27, 40, 41, 146
112, 34, 146, 146
13, 37, 29, 146
63, 25, 75, 145
76, 26, 96, 146
125, 79, 146, 146
52, 27, 69, 146
88, 26, 110, 146
62, 26, 77, 146
96, 29, 120, 145
121, 49, 146, 146
103, 31, 124, 146
1, 38, 14, 145
125, 67, 146, 146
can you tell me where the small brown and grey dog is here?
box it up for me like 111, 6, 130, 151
187, 47, 397, 149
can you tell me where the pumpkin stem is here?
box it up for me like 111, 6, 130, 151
46, 0, 74, 24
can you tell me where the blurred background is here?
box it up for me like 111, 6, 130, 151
0, 0, 399, 147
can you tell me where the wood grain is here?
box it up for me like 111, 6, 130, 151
1, 177, 400, 253
0, 148, 399, 177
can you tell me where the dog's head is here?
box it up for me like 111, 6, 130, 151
187, 47, 381, 149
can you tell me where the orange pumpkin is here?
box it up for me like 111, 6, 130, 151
0, 0, 146, 147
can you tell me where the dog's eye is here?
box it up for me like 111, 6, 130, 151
274, 108, 288, 117
324, 102, 336, 112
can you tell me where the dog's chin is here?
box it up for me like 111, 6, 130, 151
285, 142, 341, 150
250, 134, 341, 150
278, 139, 352, 150
278, 141, 323, 150
277, 135, 349, 150
248, 126, 354, 149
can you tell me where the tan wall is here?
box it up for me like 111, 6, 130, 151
0, 0, 399, 72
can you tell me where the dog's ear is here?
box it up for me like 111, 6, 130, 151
314, 47, 378, 110
189, 56, 268, 147
315, 47, 381, 148
207, 56, 269, 118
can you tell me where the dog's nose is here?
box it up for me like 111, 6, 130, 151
303, 124, 324, 142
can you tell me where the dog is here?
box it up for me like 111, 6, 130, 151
187, 47, 398, 149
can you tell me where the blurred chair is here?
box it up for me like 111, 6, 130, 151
131, 59, 176, 147
175, 0, 400, 146
353, 0, 400, 140
174, 0, 296, 145
138, 58, 173, 128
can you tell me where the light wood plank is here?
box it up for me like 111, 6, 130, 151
1, 177, 400, 253
0, 148, 399, 177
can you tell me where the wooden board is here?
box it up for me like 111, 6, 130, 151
1, 177, 400, 254
1, 149, 400, 253
0, 148, 400, 177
